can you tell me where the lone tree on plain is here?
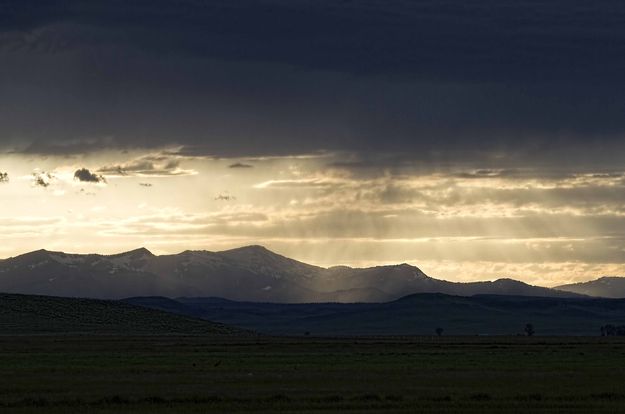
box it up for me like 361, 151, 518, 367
435, 327, 444, 337
600, 324, 625, 336
524, 323, 535, 337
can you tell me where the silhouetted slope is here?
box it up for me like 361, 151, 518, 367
123, 296, 201, 316
557, 277, 625, 298
0, 293, 245, 335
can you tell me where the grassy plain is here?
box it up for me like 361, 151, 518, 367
1, 335, 625, 413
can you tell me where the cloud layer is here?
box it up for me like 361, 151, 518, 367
1, 1, 625, 167
0, 151, 623, 286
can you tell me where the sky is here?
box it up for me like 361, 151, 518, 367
1, 1, 625, 286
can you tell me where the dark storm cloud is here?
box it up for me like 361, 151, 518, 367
17, 138, 124, 156
2, 1, 625, 166
4, 1, 624, 82
73, 168, 106, 183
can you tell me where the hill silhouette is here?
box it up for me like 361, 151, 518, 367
557, 277, 625, 298
125, 293, 625, 336
0, 293, 246, 335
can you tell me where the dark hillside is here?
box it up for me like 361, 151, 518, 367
126, 294, 625, 336
0, 293, 246, 335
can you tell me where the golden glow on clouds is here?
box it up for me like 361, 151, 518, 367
1, 150, 624, 286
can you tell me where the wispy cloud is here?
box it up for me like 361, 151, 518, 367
229, 162, 253, 169
98, 153, 197, 177
215, 194, 236, 201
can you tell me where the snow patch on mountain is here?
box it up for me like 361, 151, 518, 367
49, 253, 85, 266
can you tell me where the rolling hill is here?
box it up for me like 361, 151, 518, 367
125, 294, 625, 336
0, 245, 582, 302
0, 293, 245, 335
556, 277, 625, 298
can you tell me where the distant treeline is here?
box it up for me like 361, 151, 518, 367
600, 325, 625, 336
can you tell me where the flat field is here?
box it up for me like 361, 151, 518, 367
1, 335, 625, 413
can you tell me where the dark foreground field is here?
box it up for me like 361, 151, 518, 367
1, 336, 625, 413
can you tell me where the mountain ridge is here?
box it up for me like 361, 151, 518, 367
0, 246, 598, 302
556, 276, 625, 298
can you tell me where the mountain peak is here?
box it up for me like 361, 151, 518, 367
120, 247, 154, 257
106, 247, 155, 260
492, 278, 525, 285
15, 248, 56, 259
218, 245, 280, 259
226, 245, 270, 253
385, 262, 428, 276
217, 244, 323, 277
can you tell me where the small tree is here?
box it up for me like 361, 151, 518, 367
524, 323, 535, 337
603, 324, 617, 336
435, 327, 444, 337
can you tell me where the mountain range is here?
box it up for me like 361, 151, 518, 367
0, 245, 615, 302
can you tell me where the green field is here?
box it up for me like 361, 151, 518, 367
1, 336, 625, 413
